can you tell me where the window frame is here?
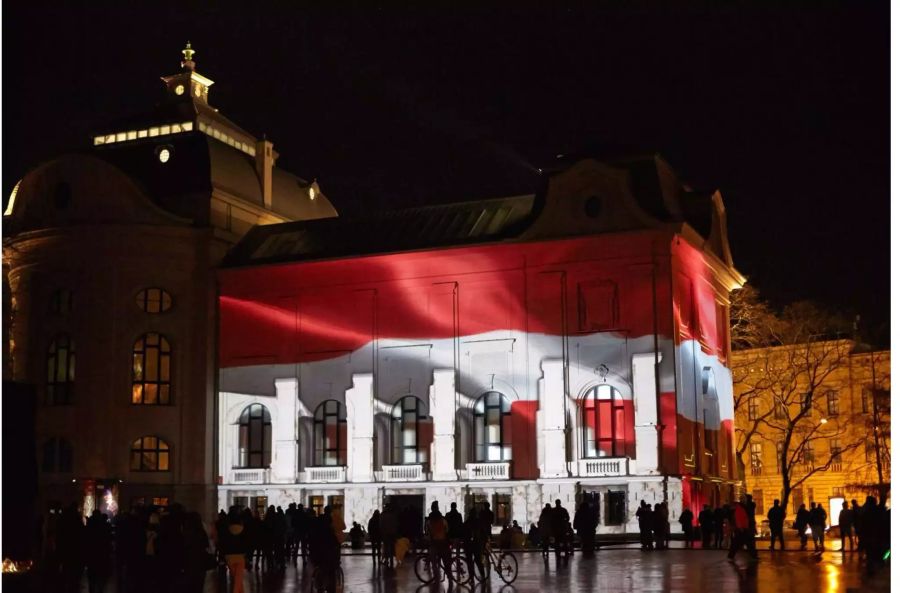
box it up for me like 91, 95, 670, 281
748, 396, 760, 421
391, 396, 428, 465
473, 391, 512, 462
237, 404, 272, 469
131, 333, 172, 405
129, 436, 170, 472
826, 391, 839, 417
135, 287, 173, 314
313, 400, 346, 467
581, 384, 628, 458
749, 441, 763, 476
46, 334, 76, 405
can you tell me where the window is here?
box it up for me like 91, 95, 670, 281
802, 442, 815, 467
41, 438, 73, 473
750, 442, 763, 476
493, 494, 512, 527
862, 388, 871, 413
391, 396, 428, 465
582, 385, 627, 458
826, 391, 839, 416
132, 333, 172, 405
474, 391, 512, 462
130, 436, 170, 471
308, 496, 324, 516
829, 438, 842, 471
135, 288, 173, 313
313, 400, 346, 466
833, 487, 844, 498
748, 396, 760, 421
775, 440, 785, 472
606, 491, 626, 525
773, 397, 786, 420
48, 289, 74, 314
46, 335, 75, 405
238, 404, 272, 468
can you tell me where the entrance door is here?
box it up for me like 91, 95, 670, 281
606, 491, 626, 526
384, 494, 425, 541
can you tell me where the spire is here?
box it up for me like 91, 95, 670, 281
180, 41, 196, 71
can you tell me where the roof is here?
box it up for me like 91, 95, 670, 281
223, 194, 535, 266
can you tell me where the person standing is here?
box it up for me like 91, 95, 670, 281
636, 501, 652, 550
84, 510, 112, 593
810, 503, 826, 552
550, 499, 569, 559
463, 507, 485, 581
713, 505, 726, 549
727, 498, 757, 561
183, 512, 212, 593
446, 502, 464, 548
767, 499, 786, 550
538, 503, 553, 557
652, 504, 667, 551
837, 501, 853, 551
794, 503, 810, 550
426, 502, 452, 578
678, 507, 694, 548
367, 510, 382, 564
698, 505, 714, 548
573, 502, 598, 557
380, 504, 399, 568
219, 510, 249, 593
850, 499, 862, 551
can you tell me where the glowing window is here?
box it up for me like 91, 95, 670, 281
135, 288, 173, 313
42, 437, 73, 473
182, 121, 193, 131
474, 391, 512, 462
46, 335, 75, 405
132, 333, 172, 405
5, 180, 21, 216
238, 404, 272, 468
826, 391, 839, 416
130, 436, 170, 471
158, 148, 171, 163
748, 396, 760, 420
116, 132, 127, 142
127, 131, 137, 140
313, 400, 346, 466
148, 127, 160, 137
582, 385, 627, 458
750, 442, 763, 476
138, 129, 148, 138
93, 136, 104, 146
105, 134, 116, 144
391, 396, 429, 465
171, 123, 182, 134
160, 125, 171, 135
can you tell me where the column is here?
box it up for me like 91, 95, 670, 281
346, 373, 375, 482
430, 369, 458, 481
632, 353, 661, 475
272, 379, 300, 483
538, 359, 569, 478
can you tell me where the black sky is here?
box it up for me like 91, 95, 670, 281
3, 4, 889, 342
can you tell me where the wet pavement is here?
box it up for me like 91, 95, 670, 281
197, 546, 888, 593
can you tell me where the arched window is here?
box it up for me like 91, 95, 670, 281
135, 288, 173, 313
130, 436, 170, 471
314, 400, 346, 466
46, 335, 75, 405
132, 333, 172, 405
41, 438, 73, 473
238, 404, 272, 468
582, 385, 628, 458
474, 392, 511, 462
391, 396, 428, 465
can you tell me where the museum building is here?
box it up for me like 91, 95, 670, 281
216, 153, 746, 532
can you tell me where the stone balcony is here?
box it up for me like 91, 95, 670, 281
378, 464, 426, 482
577, 457, 629, 477
304, 466, 347, 483
465, 462, 510, 480
228, 468, 270, 484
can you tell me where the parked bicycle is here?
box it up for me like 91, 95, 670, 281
473, 540, 518, 585
414, 540, 472, 585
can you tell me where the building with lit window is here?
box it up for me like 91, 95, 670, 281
216, 155, 745, 532
3, 45, 336, 516
733, 343, 890, 525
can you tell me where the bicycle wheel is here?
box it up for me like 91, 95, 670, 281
414, 553, 437, 583
496, 552, 518, 584
449, 556, 471, 586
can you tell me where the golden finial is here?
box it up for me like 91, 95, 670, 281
181, 41, 196, 71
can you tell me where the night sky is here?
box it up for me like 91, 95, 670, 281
3, 5, 889, 342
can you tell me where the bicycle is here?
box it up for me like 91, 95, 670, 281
472, 540, 518, 585
310, 564, 344, 593
414, 540, 471, 585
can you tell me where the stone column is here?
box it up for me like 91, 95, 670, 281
631, 353, 661, 475
430, 369, 458, 481
538, 359, 569, 478
346, 373, 375, 482
271, 379, 300, 483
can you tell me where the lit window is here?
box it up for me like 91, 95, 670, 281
135, 288, 173, 313
391, 396, 429, 465
5, 180, 21, 216
171, 123, 182, 134
748, 396, 760, 420
116, 132, 127, 142
127, 131, 137, 140
160, 125, 171, 135
149, 127, 160, 137
105, 134, 115, 144
130, 436, 170, 471
474, 391, 512, 462
776, 440, 785, 472
132, 333, 172, 405
493, 494, 512, 527
826, 391, 839, 416
94, 136, 104, 146
182, 121, 193, 131
582, 384, 627, 458
750, 442, 763, 476
313, 400, 346, 466
199, 122, 208, 133
138, 129, 148, 138
46, 335, 75, 405
239, 404, 273, 468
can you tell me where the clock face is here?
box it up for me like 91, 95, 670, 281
158, 148, 171, 163
308, 186, 316, 200
174, 84, 185, 96
194, 84, 202, 98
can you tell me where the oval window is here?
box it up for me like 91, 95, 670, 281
136, 288, 173, 314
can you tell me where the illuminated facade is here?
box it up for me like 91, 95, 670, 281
733, 344, 890, 524
3, 45, 336, 517
217, 156, 745, 532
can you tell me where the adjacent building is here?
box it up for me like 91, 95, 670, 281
216, 155, 745, 532
3, 45, 336, 517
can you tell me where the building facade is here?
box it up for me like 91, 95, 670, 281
3, 45, 336, 517
216, 156, 745, 532
734, 343, 890, 525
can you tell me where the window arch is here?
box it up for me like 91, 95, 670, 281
582, 385, 631, 458
314, 400, 346, 466
41, 437, 73, 473
135, 288, 173, 313
391, 396, 429, 465
238, 404, 272, 468
130, 436, 170, 471
473, 391, 512, 462
132, 333, 172, 405
47, 335, 75, 405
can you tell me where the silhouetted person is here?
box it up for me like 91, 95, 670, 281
380, 504, 398, 568
727, 496, 758, 560
367, 510, 382, 563
698, 504, 714, 548
652, 503, 667, 551
850, 499, 861, 550
85, 510, 112, 593
219, 509, 249, 593
551, 499, 569, 558
713, 505, 726, 548
183, 512, 211, 593
809, 502, 826, 552
538, 503, 553, 556
636, 501, 653, 550
767, 499, 785, 550
838, 501, 853, 551
446, 502, 464, 543
794, 504, 809, 550
573, 502, 598, 557
57, 504, 85, 593
465, 506, 487, 581
678, 508, 694, 548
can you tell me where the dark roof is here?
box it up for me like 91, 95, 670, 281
223, 194, 535, 266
